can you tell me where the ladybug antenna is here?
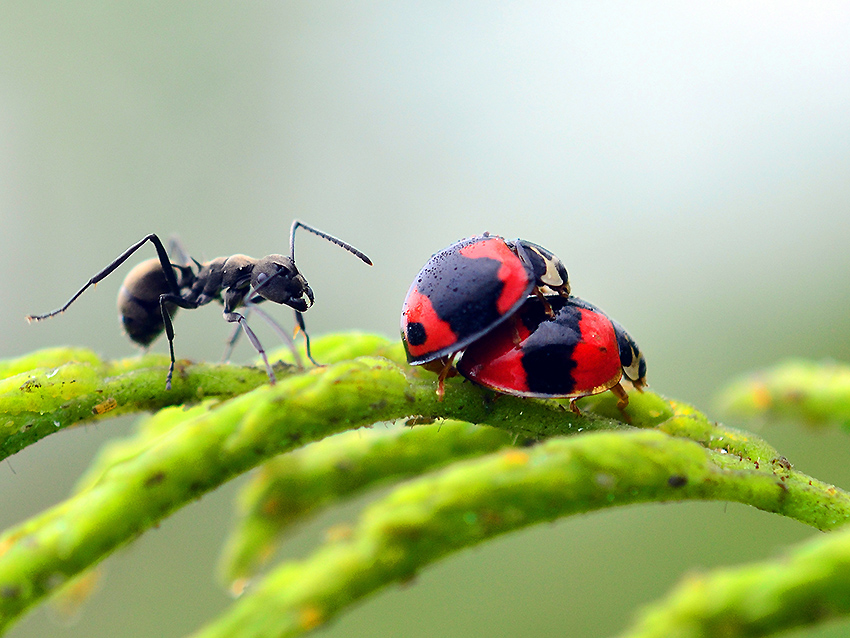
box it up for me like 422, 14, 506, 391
289, 220, 373, 266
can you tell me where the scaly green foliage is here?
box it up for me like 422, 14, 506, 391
717, 359, 850, 430
1, 340, 850, 637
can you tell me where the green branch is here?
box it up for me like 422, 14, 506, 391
2, 336, 850, 638
190, 428, 850, 638
0, 335, 626, 633
215, 398, 836, 591
0, 349, 272, 460
218, 420, 520, 588
0, 333, 628, 462
619, 522, 850, 638
717, 359, 850, 429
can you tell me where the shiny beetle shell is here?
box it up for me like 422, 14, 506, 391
456, 295, 647, 410
401, 234, 569, 365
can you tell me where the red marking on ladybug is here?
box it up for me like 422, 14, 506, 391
569, 309, 623, 395
402, 288, 458, 358
401, 234, 570, 366
457, 295, 647, 415
456, 239, 530, 315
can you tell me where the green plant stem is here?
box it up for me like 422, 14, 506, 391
716, 359, 850, 429
189, 428, 850, 638
619, 522, 850, 638
216, 398, 827, 589
4, 337, 850, 638
0, 349, 630, 633
218, 420, 519, 587
0, 351, 273, 460
0, 333, 623, 463
0, 334, 402, 462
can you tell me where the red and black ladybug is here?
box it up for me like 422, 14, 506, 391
456, 295, 647, 414
401, 234, 570, 367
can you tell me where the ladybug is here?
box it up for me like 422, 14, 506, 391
456, 295, 647, 414
401, 234, 570, 369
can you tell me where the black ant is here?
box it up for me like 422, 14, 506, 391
26, 220, 372, 390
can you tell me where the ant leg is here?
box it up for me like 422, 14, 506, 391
159, 294, 199, 391
167, 236, 192, 267
222, 301, 304, 369
27, 234, 180, 322
224, 311, 276, 385
294, 311, 320, 366
163, 307, 178, 392
246, 302, 304, 369
221, 308, 248, 362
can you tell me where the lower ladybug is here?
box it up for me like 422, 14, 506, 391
401, 234, 570, 367
456, 295, 647, 415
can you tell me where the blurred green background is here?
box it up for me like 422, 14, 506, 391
1, 3, 850, 637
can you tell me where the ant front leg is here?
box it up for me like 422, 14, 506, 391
294, 310, 321, 366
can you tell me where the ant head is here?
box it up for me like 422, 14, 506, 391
251, 255, 314, 312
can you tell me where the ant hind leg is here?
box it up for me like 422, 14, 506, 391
27, 234, 180, 323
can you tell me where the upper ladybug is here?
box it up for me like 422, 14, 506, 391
401, 234, 570, 365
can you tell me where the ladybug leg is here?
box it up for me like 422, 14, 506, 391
568, 398, 583, 416
610, 382, 631, 422
435, 354, 459, 401
533, 287, 555, 318
422, 355, 458, 401
511, 321, 523, 346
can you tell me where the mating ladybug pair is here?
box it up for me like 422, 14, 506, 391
400, 234, 647, 414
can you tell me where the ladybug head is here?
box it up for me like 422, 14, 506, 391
514, 240, 571, 297
251, 255, 314, 311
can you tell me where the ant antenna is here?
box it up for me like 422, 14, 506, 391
290, 220, 372, 266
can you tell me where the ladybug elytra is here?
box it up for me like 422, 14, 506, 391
456, 295, 647, 414
400, 234, 648, 414
400, 234, 570, 365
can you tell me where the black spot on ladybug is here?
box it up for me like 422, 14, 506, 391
519, 303, 582, 395
406, 322, 427, 346
522, 344, 578, 395
668, 475, 687, 488
419, 251, 506, 341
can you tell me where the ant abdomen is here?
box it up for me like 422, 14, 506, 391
118, 258, 178, 346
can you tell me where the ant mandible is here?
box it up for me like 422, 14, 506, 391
26, 220, 372, 390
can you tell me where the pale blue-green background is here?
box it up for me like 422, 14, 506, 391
1, 3, 849, 637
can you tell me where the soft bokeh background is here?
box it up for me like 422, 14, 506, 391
2, 3, 849, 637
